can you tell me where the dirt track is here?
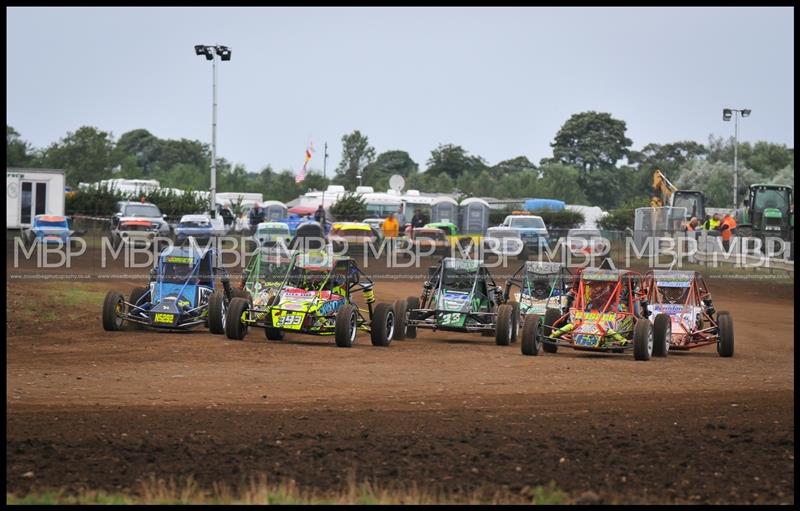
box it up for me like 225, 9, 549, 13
5, 252, 795, 503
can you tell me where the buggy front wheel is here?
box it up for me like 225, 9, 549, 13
208, 291, 228, 335
371, 302, 395, 347
335, 304, 358, 348
543, 308, 562, 353
225, 297, 249, 340
393, 299, 408, 340
102, 291, 125, 331
653, 313, 671, 357
521, 314, 542, 356
405, 296, 420, 339
265, 327, 285, 341
508, 300, 521, 343
716, 311, 734, 357
633, 319, 653, 361
495, 304, 514, 346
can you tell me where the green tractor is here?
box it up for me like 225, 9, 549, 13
734, 184, 793, 248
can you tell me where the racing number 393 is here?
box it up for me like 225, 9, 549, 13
277, 314, 302, 326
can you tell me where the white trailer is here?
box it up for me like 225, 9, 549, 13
7, 168, 66, 229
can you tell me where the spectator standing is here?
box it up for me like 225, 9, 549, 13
717, 213, 737, 252
314, 205, 325, 225
249, 203, 265, 231
382, 212, 400, 250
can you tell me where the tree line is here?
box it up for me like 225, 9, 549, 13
7, 110, 794, 211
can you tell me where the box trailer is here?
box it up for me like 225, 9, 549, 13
7, 168, 66, 229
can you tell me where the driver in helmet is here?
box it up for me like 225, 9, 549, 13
661, 286, 687, 304
531, 280, 550, 300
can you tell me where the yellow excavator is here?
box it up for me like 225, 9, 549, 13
650, 169, 706, 221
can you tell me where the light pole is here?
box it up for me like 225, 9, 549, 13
722, 107, 751, 209
195, 44, 231, 219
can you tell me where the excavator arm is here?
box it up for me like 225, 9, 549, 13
650, 169, 678, 208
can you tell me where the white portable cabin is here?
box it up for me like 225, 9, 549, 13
216, 192, 264, 209
7, 168, 66, 229
79, 178, 161, 195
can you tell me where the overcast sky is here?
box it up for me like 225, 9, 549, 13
6, 6, 794, 179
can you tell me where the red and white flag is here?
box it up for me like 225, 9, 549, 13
296, 142, 314, 183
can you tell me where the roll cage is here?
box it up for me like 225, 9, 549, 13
503, 261, 573, 305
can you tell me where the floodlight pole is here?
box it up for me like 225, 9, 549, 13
724, 107, 750, 209
211, 52, 218, 219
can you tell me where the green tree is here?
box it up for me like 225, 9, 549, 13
537, 163, 587, 204
550, 111, 633, 173
676, 160, 763, 208
329, 192, 368, 221
336, 130, 376, 189
7, 126, 37, 167
157, 138, 210, 173
490, 155, 537, 176
40, 126, 118, 186
361, 150, 418, 190
114, 129, 162, 174
426, 144, 487, 179
299, 170, 330, 193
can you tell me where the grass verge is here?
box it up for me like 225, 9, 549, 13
6, 475, 567, 505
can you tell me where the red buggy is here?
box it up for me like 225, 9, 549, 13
521, 267, 666, 360
642, 270, 734, 357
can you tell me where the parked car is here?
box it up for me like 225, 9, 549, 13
329, 222, 381, 253
500, 215, 549, 254
565, 229, 608, 256
22, 214, 80, 247
110, 218, 162, 250
482, 227, 524, 258
112, 201, 171, 236
254, 221, 292, 247
408, 227, 450, 256
174, 214, 215, 245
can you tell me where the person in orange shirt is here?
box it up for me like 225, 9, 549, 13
382, 212, 400, 240
717, 213, 737, 252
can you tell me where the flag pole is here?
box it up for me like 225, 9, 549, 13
322, 142, 328, 219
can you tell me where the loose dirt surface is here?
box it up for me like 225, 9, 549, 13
6, 249, 795, 504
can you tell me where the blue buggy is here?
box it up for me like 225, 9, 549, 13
101, 246, 231, 333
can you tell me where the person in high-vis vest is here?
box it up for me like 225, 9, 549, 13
717, 213, 737, 252
709, 213, 722, 231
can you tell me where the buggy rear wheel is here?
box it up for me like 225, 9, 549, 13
335, 303, 358, 348
542, 308, 562, 353
633, 319, 653, 361
716, 311, 734, 357
495, 304, 514, 346
405, 296, 420, 339
102, 291, 125, 331
508, 300, 521, 343
371, 302, 395, 347
393, 299, 408, 340
208, 291, 228, 335
231, 288, 251, 302
521, 314, 542, 356
653, 313, 671, 357
225, 297, 249, 340
265, 327, 285, 341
